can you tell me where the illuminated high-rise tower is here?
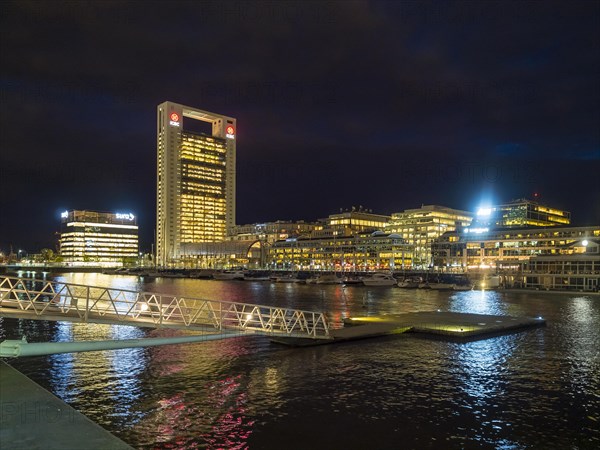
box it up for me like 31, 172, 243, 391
156, 101, 236, 266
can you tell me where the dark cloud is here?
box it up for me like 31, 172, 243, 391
1, 0, 599, 252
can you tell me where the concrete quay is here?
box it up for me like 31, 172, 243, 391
0, 361, 132, 450
272, 311, 546, 346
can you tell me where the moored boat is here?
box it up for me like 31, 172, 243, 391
315, 274, 343, 285
427, 282, 455, 290
271, 273, 301, 283
452, 284, 473, 291
213, 270, 246, 280
343, 275, 363, 286
397, 277, 421, 288
361, 273, 397, 286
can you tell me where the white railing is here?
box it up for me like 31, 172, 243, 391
0, 276, 331, 340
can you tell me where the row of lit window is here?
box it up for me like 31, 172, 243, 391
391, 212, 471, 221
329, 219, 387, 227
181, 221, 226, 228
534, 206, 568, 216
181, 211, 226, 218
180, 151, 226, 165
181, 181, 223, 194
61, 250, 138, 256
182, 165, 224, 182
181, 195, 225, 206
61, 232, 138, 239
60, 239, 138, 246
181, 206, 226, 214
60, 235, 138, 241
182, 133, 226, 146
181, 141, 226, 154
61, 244, 137, 249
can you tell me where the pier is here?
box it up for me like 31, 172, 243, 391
0, 276, 331, 340
272, 311, 546, 346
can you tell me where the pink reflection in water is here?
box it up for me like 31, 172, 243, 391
152, 375, 254, 449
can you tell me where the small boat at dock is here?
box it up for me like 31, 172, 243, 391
213, 270, 246, 280
361, 273, 397, 286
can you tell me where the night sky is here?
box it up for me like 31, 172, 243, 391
1, 1, 599, 253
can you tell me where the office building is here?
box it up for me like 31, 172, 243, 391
270, 232, 414, 271
432, 225, 599, 271
229, 220, 319, 244
386, 205, 473, 268
157, 101, 236, 266
474, 198, 570, 228
316, 207, 390, 237
59, 210, 139, 266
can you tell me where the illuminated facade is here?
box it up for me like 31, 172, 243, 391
523, 250, 599, 292
386, 205, 473, 268
316, 208, 390, 237
269, 232, 414, 271
157, 101, 236, 266
229, 221, 319, 244
181, 240, 263, 269
59, 210, 139, 266
475, 198, 570, 228
432, 225, 600, 272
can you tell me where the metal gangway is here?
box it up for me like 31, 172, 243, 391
0, 276, 331, 341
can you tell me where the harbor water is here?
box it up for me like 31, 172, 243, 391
1, 273, 599, 449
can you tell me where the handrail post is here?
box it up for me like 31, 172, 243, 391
84, 287, 89, 322
219, 302, 222, 331
159, 295, 163, 328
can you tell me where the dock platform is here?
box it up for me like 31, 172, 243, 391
0, 361, 132, 449
271, 311, 546, 347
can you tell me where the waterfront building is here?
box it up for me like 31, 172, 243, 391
432, 226, 600, 290
523, 250, 599, 292
156, 101, 236, 266
224, 210, 390, 270
474, 198, 570, 228
317, 207, 390, 237
269, 231, 414, 271
228, 220, 319, 244
180, 240, 264, 269
385, 205, 473, 268
59, 210, 139, 266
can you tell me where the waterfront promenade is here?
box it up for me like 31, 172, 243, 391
0, 361, 132, 450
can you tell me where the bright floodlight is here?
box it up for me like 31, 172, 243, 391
582, 240, 588, 246
477, 207, 492, 216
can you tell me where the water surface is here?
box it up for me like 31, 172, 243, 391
2, 273, 599, 449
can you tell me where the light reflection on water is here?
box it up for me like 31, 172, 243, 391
2, 274, 599, 449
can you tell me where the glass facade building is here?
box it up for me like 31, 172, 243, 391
59, 210, 139, 266
157, 101, 236, 266
269, 232, 414, 271
432, 225, 600, 270
476, 198, 570, 228
386, 205, 473, 268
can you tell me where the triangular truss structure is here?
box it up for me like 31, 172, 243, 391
0, 276, 331, 340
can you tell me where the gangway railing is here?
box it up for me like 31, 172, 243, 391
0, 276, 331, 340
